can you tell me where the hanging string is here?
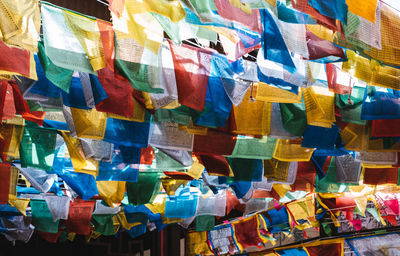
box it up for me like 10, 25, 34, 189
96, 0, 109, 6
249, 82, 256, 102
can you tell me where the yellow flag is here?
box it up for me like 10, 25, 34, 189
70, 107, 107, 139
107, 97, 146, 122
273, 139, 315, 162
112, 0, 186, 53
61, 131, 99, 175
8, 198, 30, 216
233, 86, 271, 136
63, 10, 105, 71
303, 86, 335, 128
0, 0, 40, 52
187, 231, 214, 256
256, 82, 302, 103
346, 0, 378, 23
365, 4, 400, 67
96, 180, 126, 208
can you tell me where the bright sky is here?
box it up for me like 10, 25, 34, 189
382, 0, 400, 13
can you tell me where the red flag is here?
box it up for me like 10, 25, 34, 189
0, 163, 11, 204
306, 30, 346, 61
372, 119, 400, 137
66, 199, 95, 235
232, 216, 264, 249
96, 67, 135, 117
0, 40, 30, 77
197, 154, 231, 176
363, 168, 398, 185
193, 129, 236, 156
169, 41, 212, 112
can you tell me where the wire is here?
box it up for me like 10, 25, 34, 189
381, 0, 400, 14
96, 0, 109, 6
182, 39, 205, 49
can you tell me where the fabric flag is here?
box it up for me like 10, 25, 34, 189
96, 180, 126, 208
62, 10, 110, 72
233, 87, 271, 136
195, 190, 226, 217
303, 86, 336, 128
233, 216, 263, 250
164, 186, 198, 219
193, 129, 236, 156
264, 158, 297, 184
216, 26, 261, 61
0, 163, 11, 204
0, 39, 31, 79
148, 40, 179, 110
260, 9, 296, 72
198, 154, 231, 176
180, 0, 220, 23
209, 225, 240, 255
44, 195, 70, 222
291, 0, 337, 31
66, 199, 95, 235
307, 0, 348, 24
97, 152, 139, 182
37, 41, 73, 93
0, 216, 34, 243
302, 125, 339, 150
361, 86, 400, 120
363, 167, 398, 185
41, 3, 95, 74
256, 48, 307, 91
344, 2, 381, 50
227, 157, 263, 182
0, 81, 16, 121
365, 3, 400, 67
256, 83, 302, 103
274, 139, 314, 162
103, 118, 150, 148
279, 101, 307, 136
231, 136, 277, 159
195, 53, 233, 128
211, 55, 251, 107
195, 215, 215, 231
0, 0, 40, 52
81, 139, 113, 162
16, 165, 57, 193
91, 214, 115, 235
276, 1, 315, 24
269, 103, 298, 139
306, 29, 346, 62
114, 33, 165, 93
214, 0, 262, 33
106, 0, 125, 18
346, 233, 400, 256
187, 231, 214, 256
19, 126, 57, 172
152, 13, 196, 46
126, 172, 162, 205
335, 154, 361, 184
149, 122, 194, 151
70, 107, 107, 140
61, 131, 98, 174
30, 199, 60, 234
346, 0, 377, 23
372, 119, 400, 137
0, 121, 24, 161
169, 41, 213, 112
111, 0, 184, 54
97, 19, 115, 72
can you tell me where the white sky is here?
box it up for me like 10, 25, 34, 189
382, 0, 400, 13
